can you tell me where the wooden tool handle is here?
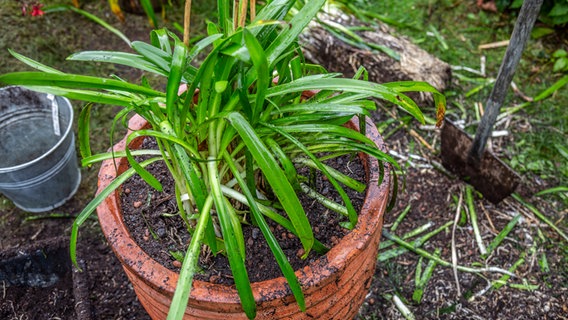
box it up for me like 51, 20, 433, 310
469, 0, 543, 162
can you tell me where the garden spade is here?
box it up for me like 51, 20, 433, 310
441, 0, 543, 203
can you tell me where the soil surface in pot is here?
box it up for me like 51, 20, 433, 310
120, 137, 367, 284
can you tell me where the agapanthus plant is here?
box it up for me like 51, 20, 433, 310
0, 0, 445, 318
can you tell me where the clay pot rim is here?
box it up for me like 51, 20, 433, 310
96, 114, 390, 303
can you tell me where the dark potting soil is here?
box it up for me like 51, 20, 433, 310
121, 137, 367, 285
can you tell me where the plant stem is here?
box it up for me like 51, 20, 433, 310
512, 193, 568, 242
249, 0, 256, 21
380, 222, 433, 250
466, 186, 487, 255
484, 214, 521, 258
238, 0, 248, 28
379, 222, 449, 262
391, 204, 412, 232
491, 256, 525, 290
183, 0, 192, 47
382, 230, 515, 276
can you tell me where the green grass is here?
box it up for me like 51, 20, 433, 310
352, 0, 568, 208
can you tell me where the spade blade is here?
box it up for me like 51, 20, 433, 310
441, 120, 521, 203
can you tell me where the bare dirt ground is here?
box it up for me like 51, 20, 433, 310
356, 120, 568, 319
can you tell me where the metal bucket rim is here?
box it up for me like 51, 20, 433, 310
0, 86, 75, 173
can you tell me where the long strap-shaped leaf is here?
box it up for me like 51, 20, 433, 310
207, 158, 256, 319
166, 41, 187, 134
267, 77, 425, 123
0, 72, 164, 97
383, 81, 446, 126
263, 0, 326, 66
243, 28, 269, 125
68, 51, 168, 77
226, 111, 315, 255
70, 157, 163, 269
8, 49, 63, 74
13, 86, 134, 107
263, 123, 359, 228
167, 196, 214, 320
222, 152, 306, 312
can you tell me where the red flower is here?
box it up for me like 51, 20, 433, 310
31, 3, 44, 16
21, 3, 28, 16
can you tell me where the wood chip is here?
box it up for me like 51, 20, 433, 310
478, 40, 510, 50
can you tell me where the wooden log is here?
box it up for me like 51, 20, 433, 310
300, 11, 451, 106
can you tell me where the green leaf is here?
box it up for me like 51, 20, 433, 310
167, 196, 214, 320
186, 33, 224, 65
80, 149, 162, 167
243, 28, 269, 124
68, 51, 168, 76
222, 152, 306, 312
553, 57, 568, 73
131, 41, 172, 72
0, 72, 164, 97
124, 132, 163, 192
556, 143, 568, 160
77, 103, 94, 161
226, 112, 315, 254
151, 29, 172, 54
264, 0, 326, 65
9, 86, 134, 107
484, 214, 521, 258
553, 49, 568, 58
207, 158, 256, 319
159, 121, 208, 212
166, 41, 187, 133
8, 49, 63, 74
140, 0, 158, 28
70, 157, 162, 269
63, 5, 131, 45
535, 186, 568, 196
267, 77, 427, 124
264, 123, 359, 228
549, 2, 568, 17
533, 74, 568, 102
531, 27, 555, 39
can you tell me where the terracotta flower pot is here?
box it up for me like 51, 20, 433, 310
96, 114, 391, 319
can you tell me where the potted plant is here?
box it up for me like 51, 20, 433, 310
0, 0, 446, 318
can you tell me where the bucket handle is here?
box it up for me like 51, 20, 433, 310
47, 94, 61, 136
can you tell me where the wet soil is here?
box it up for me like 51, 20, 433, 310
120, 138, 365, 285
